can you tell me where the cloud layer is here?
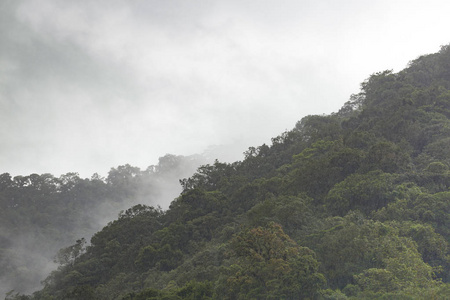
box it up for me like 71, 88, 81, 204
1, 0, 449, 177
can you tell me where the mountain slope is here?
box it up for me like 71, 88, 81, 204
0, 154, 208, 297
10, 45, 450, 299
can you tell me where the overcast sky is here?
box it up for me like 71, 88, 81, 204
1, 0, 449, 178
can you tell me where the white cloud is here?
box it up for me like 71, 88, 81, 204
1, 0, 449, 177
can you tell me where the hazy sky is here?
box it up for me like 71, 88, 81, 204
1, 0, 449, 178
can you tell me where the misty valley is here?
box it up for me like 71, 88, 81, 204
3, 46, 450, 299
0, 154, 207, 297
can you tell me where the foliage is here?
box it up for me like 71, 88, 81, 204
219, 222, 325, 299
6, 45, 450, 299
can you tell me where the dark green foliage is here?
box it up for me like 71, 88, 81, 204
136, 244, 183, 271
6, 45, 450, 299
218, 222, 325, 299
0, 154, 206, 296
325, 171, 396, 215
124, 280, 214, 300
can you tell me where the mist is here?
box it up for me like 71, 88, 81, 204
0, 153, 210, 297
2, 0, 450, 178
2, 0, 450, 297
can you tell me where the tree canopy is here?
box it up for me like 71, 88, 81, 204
5, 45, 450, 299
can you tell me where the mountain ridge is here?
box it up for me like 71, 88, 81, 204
5, 45, 450, 299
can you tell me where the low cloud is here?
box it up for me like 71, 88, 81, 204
1, 0, 449, 178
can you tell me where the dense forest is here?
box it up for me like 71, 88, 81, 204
5, 45, 450, 299
0, 154, 208, 297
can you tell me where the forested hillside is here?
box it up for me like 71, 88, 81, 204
0, 154, 207, 297
7, 45, 450, 299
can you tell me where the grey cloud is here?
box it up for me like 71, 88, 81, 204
1, 0, 449, 177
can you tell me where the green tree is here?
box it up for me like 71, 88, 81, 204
54, 238, 87, 266
354, 237, 437, 294
325, 171, 395, 215
221, 222, 325, 299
